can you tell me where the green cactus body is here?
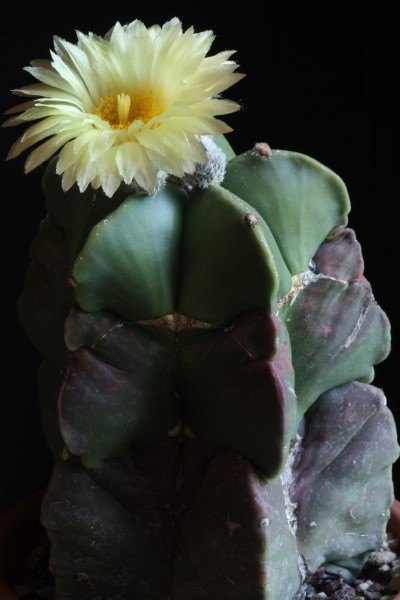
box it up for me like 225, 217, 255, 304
18, 143, 399, 600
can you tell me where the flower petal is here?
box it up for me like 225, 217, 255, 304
4, 17, 244, 196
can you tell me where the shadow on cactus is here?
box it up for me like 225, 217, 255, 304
4, 16, 399, 600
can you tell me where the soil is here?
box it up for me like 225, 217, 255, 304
9, 533, 400, 600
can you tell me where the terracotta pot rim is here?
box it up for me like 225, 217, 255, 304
1, 493, 400, 600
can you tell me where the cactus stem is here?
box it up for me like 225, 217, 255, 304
277, 267, 348, 311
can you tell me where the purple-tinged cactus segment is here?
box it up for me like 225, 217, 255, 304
87, 440, 180, 526
281, 229, 390, 420
177, 437, 214, 512
312, 228, 366, 283
179, 309, 296, 477
292, 382, 399, 489
37, 361, 68, 461
59, 310, 179, 468
291, 382, 399, 574
42, 461, 173, 600
17, 215, 73, 364
173, 451, 301, 600
219, 306, 284, 360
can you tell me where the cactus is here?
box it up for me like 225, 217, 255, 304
4, 17, 399, 600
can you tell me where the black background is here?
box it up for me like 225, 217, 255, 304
0, 5, 396, 515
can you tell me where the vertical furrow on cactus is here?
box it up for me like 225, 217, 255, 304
173, 451, 301, 600
86, 440, 180, 523
291, 382, 399, 578
179, 309, 296, 478
42, 460, 174, 600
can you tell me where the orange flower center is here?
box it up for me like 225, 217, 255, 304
96, 92, 162, 129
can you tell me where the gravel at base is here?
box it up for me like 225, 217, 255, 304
296, 533, 400, 600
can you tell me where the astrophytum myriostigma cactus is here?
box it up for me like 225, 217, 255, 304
17, 135, 399, 600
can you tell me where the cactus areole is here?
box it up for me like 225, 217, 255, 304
3, 17, 399, 600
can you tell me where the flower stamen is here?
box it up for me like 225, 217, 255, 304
96, 91, 162, 129
117, 93, 131, 125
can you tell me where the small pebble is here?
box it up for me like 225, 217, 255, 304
332, 583, 356, 598
364, 591, 384, 600
379, 564, 391, 573
356, 580, 372, 592
368, 551, 397, 566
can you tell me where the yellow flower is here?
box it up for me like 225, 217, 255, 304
3, 18, 244, 197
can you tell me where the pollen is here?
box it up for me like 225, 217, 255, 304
96, 91, 162, 129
